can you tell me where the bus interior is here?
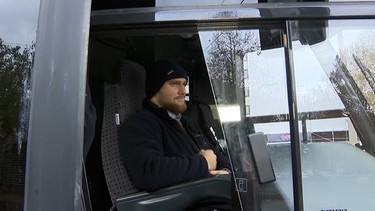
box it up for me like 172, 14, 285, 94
1, 1, 375, 211
85, 4, 375, 211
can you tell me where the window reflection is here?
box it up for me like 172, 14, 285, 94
200, 18, 375, 211
0, 0, 39, 210
200, 28, 293, 210
292, 19, 375, 210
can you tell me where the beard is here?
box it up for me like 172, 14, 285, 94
163, 100, 187, 114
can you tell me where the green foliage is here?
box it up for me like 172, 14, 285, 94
0, 38, 33, 144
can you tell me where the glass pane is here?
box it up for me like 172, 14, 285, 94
200, 27, 293, 210
291, 19, 375, 211
0, 0, 40, 210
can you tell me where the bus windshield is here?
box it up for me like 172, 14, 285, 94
200, 19, 375, 211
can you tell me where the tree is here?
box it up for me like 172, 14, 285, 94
205, 11, 259, 105
329, 30, 375, 155
0, 38, 33, 147
340, 31, 375, 113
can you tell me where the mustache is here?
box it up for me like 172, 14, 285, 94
175, 96, 186, 100
176, 93, 188, 99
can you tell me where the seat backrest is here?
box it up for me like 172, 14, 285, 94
101, 60, 146, 205
185, 100, 224, 146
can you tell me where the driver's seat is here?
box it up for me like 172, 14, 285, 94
101, 60, 231, 211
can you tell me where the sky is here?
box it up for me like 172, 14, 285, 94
0, 0, 40, 46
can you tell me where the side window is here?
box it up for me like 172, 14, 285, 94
291, 19, 375, 211
0, 1, 40, 210
200, 27, 294, 211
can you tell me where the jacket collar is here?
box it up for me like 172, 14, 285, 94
142, 98, 187, 125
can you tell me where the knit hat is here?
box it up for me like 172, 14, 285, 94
145, 59, 188, 98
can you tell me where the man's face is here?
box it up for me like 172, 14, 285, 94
151, 78, 187, 114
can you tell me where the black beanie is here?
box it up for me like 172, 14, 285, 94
146, 59, 188, 98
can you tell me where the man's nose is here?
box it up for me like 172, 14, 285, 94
179, 85, 186, 95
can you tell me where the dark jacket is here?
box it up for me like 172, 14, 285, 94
119, 99, 231, 191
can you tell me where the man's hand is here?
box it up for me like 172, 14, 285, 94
209, 170, 230, 176
199, 149, 217, 170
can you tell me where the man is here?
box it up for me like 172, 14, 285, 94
119, 59, 231, 209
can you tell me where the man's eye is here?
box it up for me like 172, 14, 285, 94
170, 81, 186, 86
